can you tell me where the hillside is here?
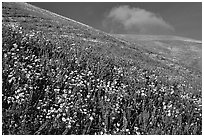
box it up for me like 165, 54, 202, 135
2, 2, 202, 135
114, 34, 202, 73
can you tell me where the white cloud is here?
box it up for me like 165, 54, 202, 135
104, 5, 174, 34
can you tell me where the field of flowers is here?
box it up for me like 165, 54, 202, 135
2, 2, 202, 135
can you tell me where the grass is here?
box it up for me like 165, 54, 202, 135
2, 2, 202, 135
115, 34, 202, 73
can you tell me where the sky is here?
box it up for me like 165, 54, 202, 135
29, 2, 202, 40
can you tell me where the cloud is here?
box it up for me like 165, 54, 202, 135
103, 5, 174, 34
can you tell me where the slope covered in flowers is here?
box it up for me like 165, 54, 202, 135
2, 2, 202, 135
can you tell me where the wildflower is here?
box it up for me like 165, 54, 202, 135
8, 77, 15, 83
167, 110, 171, 116
62, 117, 66, 122
126, 129, 130, 132
163, 105, 167, 110
67, 124, 72, 128
141, 93, 146, 96
89, 116, 94, 121
87, 94, 91, 98
68, 90, 72, 94
46, 115, 51, 119
18, 92, 24, 97
54, 88, 60, 92
13, 43, 18, 48
62, 94, 67, 98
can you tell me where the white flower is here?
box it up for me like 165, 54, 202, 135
54, 89, 60, 92
18, 92, 24, 97
67, 124, 72, 128
8, 77, 15, 83
167, 110, 171, 116
163, 105, 167, 110
141, 93, 146, 96
56, 113, 61, 118
62, 94, 67, 98
15, 95, 19, 100
87, 94, 90, 98
126, 129, 130, 132
26, 74, 30, 78
15, 89, 21, 94
13, 43, 18, 48
62, 117, 66, 122
89, 116, 94, 121
136, 131, 141, 135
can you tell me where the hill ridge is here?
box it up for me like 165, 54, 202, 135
23, 2, 93, 29
114, 33, 202, 73
115, 34, 202, 43
23, 2, 130, 46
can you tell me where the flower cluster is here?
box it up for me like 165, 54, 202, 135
2, 12, 202, 135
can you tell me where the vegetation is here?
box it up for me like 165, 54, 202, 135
2, 2, 202, 135
115, 34, 202, 73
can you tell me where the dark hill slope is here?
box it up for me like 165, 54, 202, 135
2, 2, 202, 135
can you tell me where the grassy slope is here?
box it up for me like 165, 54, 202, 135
114, 34, 202, 73
2, 2, 202, 135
